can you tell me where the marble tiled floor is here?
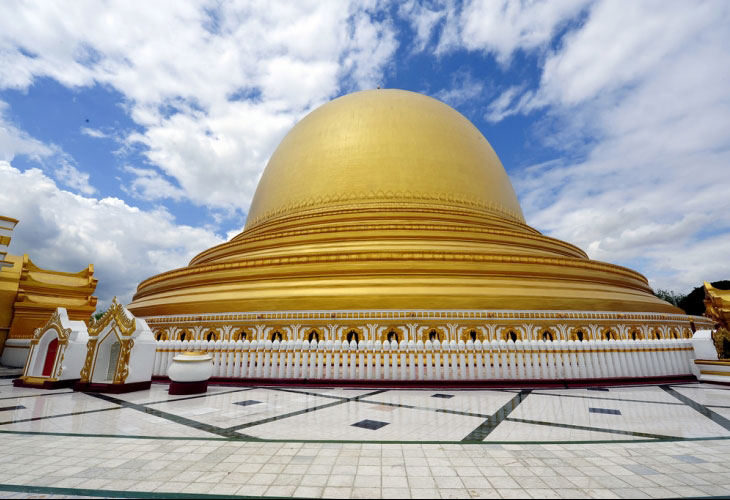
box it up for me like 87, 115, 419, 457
0, 372, 729, 498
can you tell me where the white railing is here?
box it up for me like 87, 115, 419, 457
151, 338, 695, 382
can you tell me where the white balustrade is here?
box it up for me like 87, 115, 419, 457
151, 336, 696, 382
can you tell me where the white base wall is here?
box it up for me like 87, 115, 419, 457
1, 339, 30, 368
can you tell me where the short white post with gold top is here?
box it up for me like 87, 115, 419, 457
167, 351, 213, 395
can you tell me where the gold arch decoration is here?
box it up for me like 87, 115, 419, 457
177, 328, 193, 341
153, 329, 167, 341
498, 326, 524, 341
234, 327, 253, 341
714, 327, 730, 360
539, 327, 558, 342
627, 327, 643, 340
568, 326, 590, 342
600, 327, 618, 341
343, 326, 366, 343
31, 309, 72, 346
459, 327, 484, 343
419, 326, 447, 343
204, 329, 220, 341
650, 326, 663, 340
267, 326, 287, 342
380, 326, 406, 344
304, 327, 324, 343
88, 297, 135, 337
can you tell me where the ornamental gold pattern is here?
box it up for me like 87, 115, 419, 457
89, 297, 136, 337
30, 309, 72, 346
79, 337, 97, 383
114, 338, 134, 384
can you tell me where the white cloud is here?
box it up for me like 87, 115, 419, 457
508, 0, 730, 292
122, 166, 185, 201
398, 0, 449, 52
435, 71, 485, 108
413, 0, 730, 292
458, 0, 590, 63
80, 127, 108, 139
0, 1, 398, 212
0, 161, 223, 307
404, 0, 590, 61
0, 100, 96, 195
0, 101, 52, 162
53, 162, 96, 196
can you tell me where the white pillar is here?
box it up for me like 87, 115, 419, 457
591, 340, 604, 378
373, 340, 381, 380
309, 339, 318, 379
458, 340, 467, 381
292, 340, 302, 379
366, 340, 374, 380
358, 341, 366, 380
449, 340, 458, 381
496, 340, 506, 379
408, 340, 416, 380
398, 340, 408, 380
430, 340, 440, 380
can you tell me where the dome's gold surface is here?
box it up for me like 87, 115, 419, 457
128, 89, 681, 321
246, 90, 525, 230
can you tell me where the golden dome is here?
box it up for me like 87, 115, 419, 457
128, 89, 682, 321
246, 89, 525, 230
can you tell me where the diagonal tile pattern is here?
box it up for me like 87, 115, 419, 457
0, 380, 727, 498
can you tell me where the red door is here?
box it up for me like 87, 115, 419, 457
42, 338, 59, 377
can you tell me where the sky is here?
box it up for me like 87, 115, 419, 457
1, 0, 729, 309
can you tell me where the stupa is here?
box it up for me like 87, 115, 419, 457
128, 90, 711, 345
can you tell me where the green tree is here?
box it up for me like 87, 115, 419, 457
654, 289, 685, 307
677, 280, 730, 316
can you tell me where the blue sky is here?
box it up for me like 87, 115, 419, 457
1, 1, 729, 307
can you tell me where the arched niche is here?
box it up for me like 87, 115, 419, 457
601, 327, 617, 341
15, 308, 89, 390
304, 327, 324, 343
498, 326, 524, 342
75, 298, 156, 394
540, 328, 556, 341
568, 326, 590, 342
419, 326, 447, 343
91, 328, 124, 384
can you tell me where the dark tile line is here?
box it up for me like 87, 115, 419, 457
661, 385, 730, 433
0, 483, 296, 499
505, 417, 676, 440
0, 405, 25, 412
0, 406, 121, 426
143, 387, 254, 406
1, 425, 730, 446
530, 390, 685, 407
85, 393, 259, 441
270, 386, 494, 419
265, 387, 350, 401
225, 389, 388, 432
0, 375, 20, 380
0, 428, 230, 441
461, 390, 531, 442
670, 383, 730, 391
357, 397, 492, 419
0, 390, 74, 401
